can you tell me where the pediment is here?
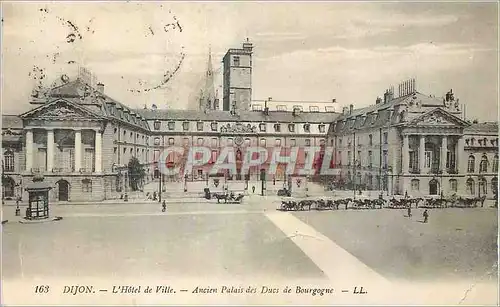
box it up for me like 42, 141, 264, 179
409, 108, 469, 127
20, 99, 104, 121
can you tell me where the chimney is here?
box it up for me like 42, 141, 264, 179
96, 82, 104, 94
383, 90, 390, 103
349, 104, 354, 115
376, 97, 382, 104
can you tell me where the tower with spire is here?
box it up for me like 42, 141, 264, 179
198, 46, 218, 111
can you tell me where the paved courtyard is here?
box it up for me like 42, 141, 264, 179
2, 196, 498, 305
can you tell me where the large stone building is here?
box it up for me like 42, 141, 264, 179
326, 81, 498, 199
2, 41, 497, 202
1, 41, 339, 202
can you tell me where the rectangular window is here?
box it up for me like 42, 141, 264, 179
197, 138, 204, 145
383, 132, 388, 144
290, 139, 296, 146
211, 151, 218, 163
383, 150, 388, 169
227, 138, 233, 146
211, 122, 218, 131
168, 138, 174, 145
182, 122, 190, 131
319, 124, 326, 133
369, 135, 373, 146
368, 151, 372, 168
245, 138, 251, 146
411, 180, 420, 191
154, 137, 160, 145
288, 124, 295, 132
274, 123, 281, 132
275, 139, 281, 146
259, 123, 266, 132
197, 169, 203, 178
153, 150, 160, 161
4, 152, 14, 172
303, 124, 310, 133
168, 122, 175, 130
233, 56, 240, 66
348, 151, 352, 165
82, 180, 92, 193
260, 139, 266, 147
211, 138, 218, 147
357, 151, 362, 167
424, 151, 432, 168
197, 122, 204, 131
305, 139, 311, 147
309, 106, 319, 112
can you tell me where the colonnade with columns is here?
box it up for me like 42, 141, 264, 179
401, 133, 465, 175
25, 128, 102, 173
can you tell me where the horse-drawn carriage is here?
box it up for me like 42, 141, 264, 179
212, 192, 245, 204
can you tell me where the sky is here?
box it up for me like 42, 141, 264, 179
1, 1, 498, 121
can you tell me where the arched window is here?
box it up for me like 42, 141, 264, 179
491, 177, 498, 194
479, 155, 488, 173
3, 150, 14, 172
493, 155, 499, 173
411, 179, 420, 191
466, 178, 475, 195
82, 179, 92, 193
479, 177, 487, 195
449, 179, 458, 192
429, 179, 439, 195
467, 155, 475, 173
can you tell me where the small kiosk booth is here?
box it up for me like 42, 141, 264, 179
24, 175, 52, 220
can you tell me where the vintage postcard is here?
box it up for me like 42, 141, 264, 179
1, 1, 498, 305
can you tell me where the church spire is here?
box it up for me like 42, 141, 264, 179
199, 46, 217, 111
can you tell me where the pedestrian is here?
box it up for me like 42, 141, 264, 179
162, 200, 166, 212
407, 205, 412, 218
252, 186, 255, 193
423, 209, 429, 223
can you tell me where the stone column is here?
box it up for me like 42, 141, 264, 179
441, 135, 448, 174
25, 129, 33, 171
402, 134, 409, 173
457, 137, 465, 174
74, 130, 82, 172
95, 130, 102, 173
419, 135, 426, 173
47, 129, 55, 172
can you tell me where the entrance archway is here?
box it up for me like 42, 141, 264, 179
56, 180, 70, 201
429, 179, 439, 195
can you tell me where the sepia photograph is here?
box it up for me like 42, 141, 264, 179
1, 1, 498, 305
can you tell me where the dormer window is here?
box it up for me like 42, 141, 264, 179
288, 124, 295, 132
168, 121, 175, 130
259, 123, 266, 132
318, 124, 326, 133
309, 106, 319, 112
183, 122, 190, 131
154, 121, 161, 130
276, 105, 287, 111
274, 123, 281, 132
197, 122, 204, 131
293, 105, 303, 112
303, 124, 311, 133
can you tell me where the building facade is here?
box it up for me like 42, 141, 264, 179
326, 81, 498, 199
2, 41, 339, 202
